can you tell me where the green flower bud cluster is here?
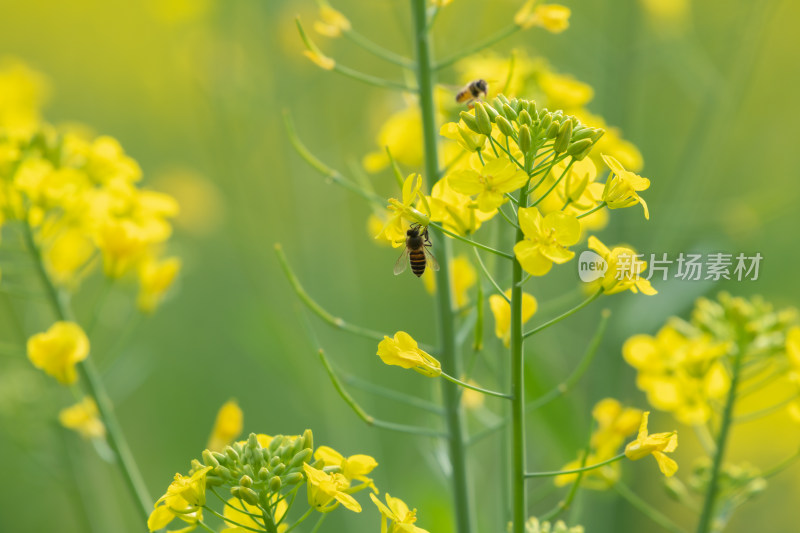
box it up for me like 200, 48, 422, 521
193, 430, 315, 508
460, 94, 604, 161
683, 292, 798, 362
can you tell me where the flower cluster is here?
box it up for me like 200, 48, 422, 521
149, 430, 429, 533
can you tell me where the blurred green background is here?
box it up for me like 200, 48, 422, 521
1, 0, 799, 532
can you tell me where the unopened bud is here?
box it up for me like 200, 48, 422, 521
202, 449, 220, 468
459, 111, 480, 134
554, 120, 573, 153
474, 102, 493, 136
269, 476, 283, 492
518, 125, 532, 152
258, 467, 269, 480
239, 487, 259, 506
495, 115, 515, 137
546, 120, 560, 139
283, 472, 305, 485
502, 103, 518, 121
518, 109, 532, 127
287, 448, 313, 470
566, 138, 593, 157
239, 475, 253, 488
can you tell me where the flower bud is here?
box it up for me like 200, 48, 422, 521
258, 467, 269, 480
484, 103, 499, 122
239, 487, 259, 506
571, 127, 594, 142
269, 475, 282, 492
590, 129, 605, 142
224, 446, 239, 462
205, 475, 223, 487
539, 113, 552, 133
288, 448, 313, 470
283, 472, 305, 485
271, 463, 286, 476
518, 109, 532, 127
546, 120, 560, 139
495, 115, 515, 137
459, 111, 480, 134
247, 433, 260, 451
214, 465, 233, 479
230, 486, 242, 499
474, 102, 493, 136
301, 429, 314, 451
242, 465, 255, 479
502, 103, 518, 121
269, 456, 281, 468
566, 138, 593, 157
554, 120, 573, 153
518, 125, 532, 153
202, 449, 220, 468
239, 475, 253, 488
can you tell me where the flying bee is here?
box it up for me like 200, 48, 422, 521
455, 79, 489, 107
394, 224, 440, 278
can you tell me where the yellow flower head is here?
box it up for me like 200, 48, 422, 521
137, 255, 181, 313
303, 463, 362, 513
148, 466, 213, 531
314, 445, 378, 491
0, 57, 49, 137
514, 207, 580, 276
489, 289, 538, 347
363, 106, 423, 172
377, 174, 430, 246
224, 496, 287, 533
314, 5, 351, 37
370, 493, 430, 533
377, 332, 442, 377
515, 2, 571, 33
59, 397, 105, 439
440, 121, 486, 153
449, 158, 528, 213
623, 325, 731, 424
427, 175, 496, 236
587, 236, 656, 296
624, 412, 678, 476
207, 399, 243, 453
601, 154, 650, 219
27, 321, 90, 385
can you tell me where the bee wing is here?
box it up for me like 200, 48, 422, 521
394, 247, 410, 275
424, 247, 440, 272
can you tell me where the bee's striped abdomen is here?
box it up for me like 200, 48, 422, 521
409, 249, 427, 277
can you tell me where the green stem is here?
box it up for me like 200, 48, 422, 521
342, 373, 444, 414
412, 2, 474, 531
472, 248, 510, 303
523, 290, 602, 339
615, 480, 687, 533
576, 201, 607, 219
509, 160, 530, 533
22, 219, 152, 524
343, 28, 414, 68
428, 221, 514, 260
525, 453, 624, 478
696, 338, 747, 533
435, 24, 521, 71
440, 372, 512, 400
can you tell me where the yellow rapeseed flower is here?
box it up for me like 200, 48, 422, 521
370, 493, 430, 533
207, 399, 243, 453
59, 397, 105, 439
376, 174, 430, 246
148, 466, 212, 531
428, 175, 496, 236
601, 154, 650, 219
314, 4, 351, 37
624, 412, 678, 477
314, 446, 378, 491
303, 463, 362, 513
489, 289, 538, 347
515, 2, 571, 33
587, 236, 656, 296
449, 158, 528, 213
363, 106, 424, 172
27, 321, 90, 385
223, 496, 287, 533
514, 207, 580, 276
377, 332, 442, 377
137, 255, 182, 313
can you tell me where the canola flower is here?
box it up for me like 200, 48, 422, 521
207, 399, 244, 453
370, 493, 430, 533
514, 207, 580, 276
489, 289, 538, 347
26, 321, 90, 385
377, 331, 442, 377
600, 154, 650, 219
59, 397, 105, 439
624, 412, 679, 477
587, 236, 657, 295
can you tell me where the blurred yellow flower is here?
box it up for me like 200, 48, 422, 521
148, 466, 212, 531
601, 154, 650, 219
314, 5, 351, 37
303, 463, 362, 513
153, 169, 224, 236
314, 445, 378, 491
370, 493, 430, 533
587, 236, 656, 296
515, 2, 571, 33
207, 399, 243, 453
514, 207, 580, 276
623, 325, 730, 424
363, 106, 423, 172
377, 331, 442, 377
137, 255, 181, 313
59, 397, 105, 439
0, 57, 49, 137
44, 227, 97, 287
440, 121, 486, 153
624, 412, 678, 477
27, 321, 89, 385
538, 70, 593, 111
489, 289, 538, 347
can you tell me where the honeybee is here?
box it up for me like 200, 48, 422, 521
455, 79, 489, 106
394, 224, 440, 278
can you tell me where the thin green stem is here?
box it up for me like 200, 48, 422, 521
538, 448, 590, 522
284, 507, 315, 533
428, 221, 514, 260
343, 28, 414, 68
472, 248, 510, 303
309, 513, 327, 533
525, 453, 624, 478
317, 349, 446, 438
696, 337, 747, 533
440, 372, 512, 400
523, 290, 603, 339
203, 506, 265, 533
526, 309, 610, 412
576, 201, 608, 219
436, 24, 521, 71
412, 2, 474, 531
342, 373, 444, 415
615, 480, 687, 533
530, 159, 573, 207
22, 218, 152, 524
490, 136, 525, 171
